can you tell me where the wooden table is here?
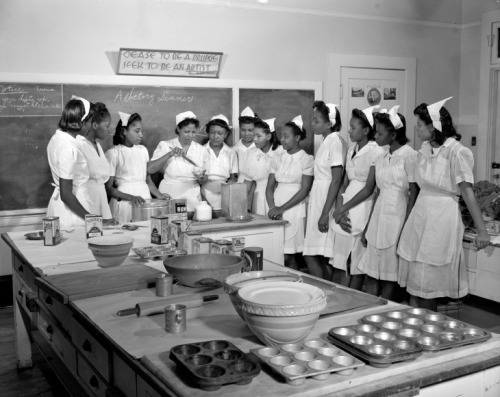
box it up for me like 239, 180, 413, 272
3, 221, 500, 397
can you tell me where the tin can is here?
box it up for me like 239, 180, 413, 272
165, 304, 187, 333
85, 214, 103, 239
183, 231, 203, 254
156, 273, 173, 297
242, 247, 264, 272
151, 215, 169, 244
172, 199, 187, 214
193, 237, 213, 254
210, 239, 231, 254
231, 236, 245, 251
43, 216, 61, 246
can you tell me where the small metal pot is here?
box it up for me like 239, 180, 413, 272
131, 199, 169, 222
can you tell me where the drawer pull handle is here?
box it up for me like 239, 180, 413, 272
45, 296, 52, 305
82, 340, 92, 353
46, 325, 53, 335
18, 265, 23, 273
89, 375, 99, 389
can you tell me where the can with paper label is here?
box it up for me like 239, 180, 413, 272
241, 247, 263, 272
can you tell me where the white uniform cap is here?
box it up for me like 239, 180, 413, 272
176, 111, 197, 126
210, 114, 229, 125
427, 97, 452, 131
362, 105, 380, 128
240, 106, 255, 118
378, 105, 403, 129
71, 95, 90, 121
291, 115, 303, 131
118, 111, 131, 127
263, 118, 276, 133
325, 103, 338, 124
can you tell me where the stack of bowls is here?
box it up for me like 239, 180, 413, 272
223, 271, 303, 320
87, 236, 134, 268
237, 281, 327, 346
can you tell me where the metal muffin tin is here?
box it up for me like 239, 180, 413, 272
169, 340, 261, 391
328, 323, 423, 368
133, 245, 186, 260
361, 308, 491, 352
250, 339, 364, 386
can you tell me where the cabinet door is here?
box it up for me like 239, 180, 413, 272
491, 21, 500, 65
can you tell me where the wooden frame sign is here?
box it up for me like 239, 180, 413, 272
117, 48, 223, 78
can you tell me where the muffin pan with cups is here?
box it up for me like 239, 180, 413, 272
361, 308, 491, 352
250, 339, 364, 386
169, 340, 261, 391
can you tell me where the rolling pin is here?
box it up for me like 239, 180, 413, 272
116, 294, 219, 317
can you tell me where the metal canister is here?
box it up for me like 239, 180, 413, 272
164, 304, 187, 333
43, 216, 61, 246
241, 247, 264, 272
156, 273, 173, 297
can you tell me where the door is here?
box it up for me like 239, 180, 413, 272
491, 70, 500, 185
340, 67, 407, 146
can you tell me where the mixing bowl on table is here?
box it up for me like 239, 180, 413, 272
223, 271, 303, 320
163, 254, 245, 287
237, 281, 327, 346
87, 235, 134, 268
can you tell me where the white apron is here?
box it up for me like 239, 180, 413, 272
253, 178, 269, 216
110, 181, 151, 224
86, 180, 112, 219
201, 180, 224, 209
159, 180, 201, 212
274, 182, 304, 243
47, 184, 91, 228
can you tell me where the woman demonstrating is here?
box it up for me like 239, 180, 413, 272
266, 116, 314, 270
147, 111, 208, 212
76, 102, 113, 220
201, 114, 238, 209
358, 106, 418, 300
106, 112, 165, 224
241, 118, 282, 215
234, 106, 257, 182
46, 96, 93, 228
397, 98, 490, 310
331, 106, 385, 290
303, 102, 347, 280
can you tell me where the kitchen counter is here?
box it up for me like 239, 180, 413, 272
3, 224, 500, 397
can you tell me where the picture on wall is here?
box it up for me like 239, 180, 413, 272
384, 88, 397, 100
367, 88, 381, 106
351, 87, 364, 97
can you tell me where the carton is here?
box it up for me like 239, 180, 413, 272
151, 215, 170, 244
85, 214, 103, 239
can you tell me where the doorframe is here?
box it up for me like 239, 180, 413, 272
326, 54, 417, 150
478, 9, 500, 182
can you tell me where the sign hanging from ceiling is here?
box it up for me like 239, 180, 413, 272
117, 48, 223, 79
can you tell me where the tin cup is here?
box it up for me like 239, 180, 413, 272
156, 273, 174, 297
165, 304, 187, 333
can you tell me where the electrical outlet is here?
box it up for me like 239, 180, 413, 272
471, 136, 476, 146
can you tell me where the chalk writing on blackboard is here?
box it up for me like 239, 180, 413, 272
113, 87, 194, 107
117, 48, 223, 78
0, 84, 62, 117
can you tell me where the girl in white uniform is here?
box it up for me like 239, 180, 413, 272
358, 106, 418, 300
147, 111, 208, 212
242, 118, 282, 215
201, 114, 238, 209
76, 102, 112, 220
303, 102, 347, 280
266, 116, 314, 270
234, 106, 256, 182
106, 112, 165, 224
397, 98, 490, 310
331, 106, 385, 290
46, 96, 93, 228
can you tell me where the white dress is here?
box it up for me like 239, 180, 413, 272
201, 143, 238, 209
76, 136, 112, 219
106, 145, 151, 223
233, 139, 256, 183
271, 149, 314, 254
303, 132, 347, 257
241, 146, 284, 216
330, 141, 385, 274
397, 138, 472, 299
151, 138, 208, 212
46, 130, 91, 228
357, 145, 416, 281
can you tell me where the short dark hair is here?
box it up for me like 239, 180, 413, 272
176, 117, 199, 134
313, 100, 342, 132
113, 113, 142, 145
284, 121, 307, 141
58, 99, 87, 133
352, 108, 375, 141
414, 103, 461, 145
374, 111, 408, 145
92, 102, 110, 125
254, 118, 280, 150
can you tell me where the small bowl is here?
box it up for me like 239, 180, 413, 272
212, 209, 223, 219
87, 236, 133, 268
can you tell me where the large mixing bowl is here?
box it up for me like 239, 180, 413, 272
223, 271, 303, 320
88, 235, 133, 268
163, 254, 244, 287
131, 199, 169, 222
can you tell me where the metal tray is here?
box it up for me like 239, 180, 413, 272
328, 324, 423, 368
169, 340, 260, 391
361, 308, 492, 352
250, 339, 364, 386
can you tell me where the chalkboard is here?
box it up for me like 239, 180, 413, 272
0, 83, 232, 212
239, 89, 315, 155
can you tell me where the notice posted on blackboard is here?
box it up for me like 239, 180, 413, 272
0, 84, 63, 116
117, 48, 223, 78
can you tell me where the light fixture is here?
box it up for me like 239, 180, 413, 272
257, 0, 269, 4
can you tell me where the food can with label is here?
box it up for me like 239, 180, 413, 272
85, 214, 103, 239
43, 216, 61, 246
151, 215, 170, 244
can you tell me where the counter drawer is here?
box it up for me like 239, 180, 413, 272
137, 375, 168, 397
77, 354, 109, 397
38, 307, 77, 375
71, 318, 110, 381
113, 353, 136, 397
38, 288, 72, 334
13, 254, 37, 290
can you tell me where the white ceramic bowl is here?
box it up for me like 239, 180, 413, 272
236, 281, 327, 346
223, 271, 303, 319
88, 236, 133, 268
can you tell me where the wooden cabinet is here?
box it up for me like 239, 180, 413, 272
463, 241, 500, 302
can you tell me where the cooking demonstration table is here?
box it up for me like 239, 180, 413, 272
3, 219, 500, 396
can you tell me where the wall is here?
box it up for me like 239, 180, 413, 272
0, 0, 467, 275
